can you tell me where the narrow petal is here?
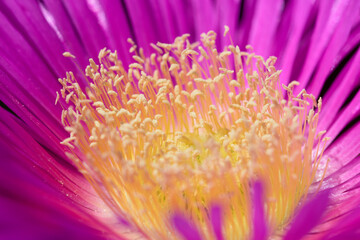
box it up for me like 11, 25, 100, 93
190, 0, 216, 38
323, 207, 360, 240
306, 0, 360, 98
236, 0, 258, 49
210, 204, 224, 240
251, 181, 267, 240
323, 90, 360, 146
123, 0, 175, 55
214, 0, 241, 47
42, 0, 90, 68
0, 109, 98, 208
172, 214, 203, 240
318, 48, 360, 132
296, 0, 353, 92
275, 0, 314, 86
248, 0, 283, 58
0, 135, 114, 240
61, 0, 110, 58
100, 0, 135, 64
283, 190, 330, 240
1, 0, 79, 77
322, 122, 360, 178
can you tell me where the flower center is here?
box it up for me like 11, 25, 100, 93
58, 29, 329, 239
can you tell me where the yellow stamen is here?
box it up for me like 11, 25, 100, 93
58, 30, 327, 239
63, 51, 76, 58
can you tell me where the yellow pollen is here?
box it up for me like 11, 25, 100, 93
58, 30, 328, 239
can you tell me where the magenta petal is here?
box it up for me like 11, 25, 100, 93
214, 0, 241, 47
210, 204, 224, 240
306, 0, 360, 98
251, 181, 267, 240
283, 190, 330, 240
190, 0, 216, 37
323, 207, 360, 240
1, 0, 76, 78
276, 0, 314, 86
318, 48, 360, 132
61, 0, 110, 58
123, 0, 171, 55
0, 109, 102, 209
172, 214, 203, 240
320, 155, 360, 203
0, 142, 111, 240
338, 22, 360, 62
100, 0, 134, 64
296, 0, 353, 93
0, 196, 105, 240
317, 154, 360, 229
42, 0, 90, 68
323, 91, 360, 146
248, 0, 283, 58
326, 231, 360, 240
236, 0, 257, 50
322, 123, 360, 178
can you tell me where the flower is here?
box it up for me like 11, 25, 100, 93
0, 0, 359, 239
58, 30, 329, 239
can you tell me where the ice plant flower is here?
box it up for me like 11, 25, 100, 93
58, 30, 329, 239
0, 0, 359, 239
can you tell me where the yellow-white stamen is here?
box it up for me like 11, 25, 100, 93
58, 30, 328, 239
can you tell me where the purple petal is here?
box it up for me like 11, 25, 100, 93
323, 91, 360, 147
42, 0, 90, 68
283, 190, 330, 240
123, 0, 170, 55
251, 181, 267, 240
171, 213, 203, 240
214, 0, 242, 47
319, 155, 360, 202
318, 48, 360, 132
236, 0, 257, 50
210, 204, 224, 240
306, 0, 360, 98
323, 207, 360, 240
61, 0, 110, 58
322, 123, 360, 178
296, 0, 354, 93
1, 0, 81, 77
190, 0, 216, 37
100, 0, 134, 64
315, 156, 360, 233
0, 1, 83, 159
0, 109, 99, 210
0, 136, 117, 240
275, 0, 314, 86
248, 0, 283, 58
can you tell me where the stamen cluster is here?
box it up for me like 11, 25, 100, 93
58, 30, 328, 239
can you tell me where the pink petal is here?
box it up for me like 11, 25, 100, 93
210, 204, 224, 240
283, 190, 330, 240
275, 0, 314, 86
318, 48, 360, 132
248, 0, 283, 58
323, 207, 360, 240
323, 90, 360, 146
296, 0, 353, 93
251, 181, 267, 240
306, 0, 360, 98
60, 0, 110, 58
172, 213, 204, 240
0, 131, 118, 240
321, 117, 360, 178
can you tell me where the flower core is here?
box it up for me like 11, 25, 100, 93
58, 30, 328, 239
